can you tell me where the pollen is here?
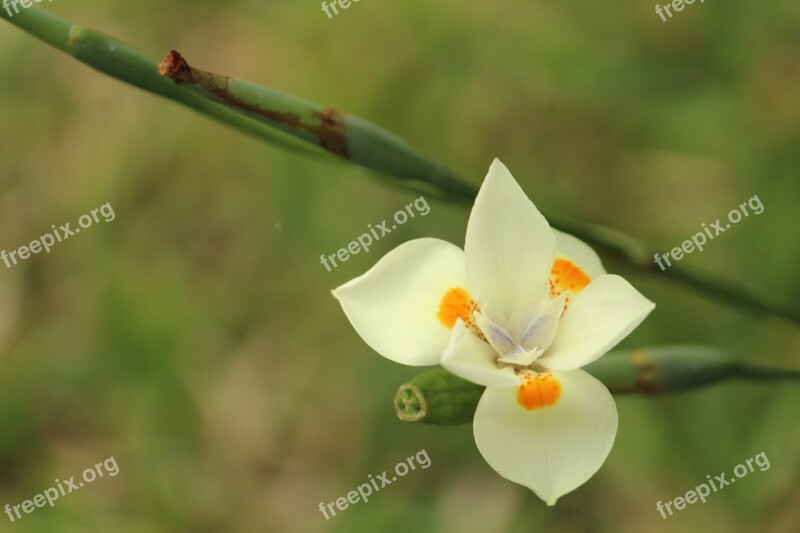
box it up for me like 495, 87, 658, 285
437, 287, 476, 329
516, 373, 562, 410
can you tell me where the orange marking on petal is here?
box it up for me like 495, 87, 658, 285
437, 287, 486, 340
549, 258, 590, 298
437, 287, 474, 329
516, 373, 562, 410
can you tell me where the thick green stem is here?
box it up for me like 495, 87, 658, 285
395, 346, 800, 425
1, 7, 323, 156
158, 51, 475, 201
3, 7, 797, 324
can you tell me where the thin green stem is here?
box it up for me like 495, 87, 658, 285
548, 216, 800, 324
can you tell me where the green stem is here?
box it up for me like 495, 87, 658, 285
3, 7, 796, 324
396, 346, 800, 425
548, 216, 800, 324
158, 51, 475, 201
1, 7, 324, 157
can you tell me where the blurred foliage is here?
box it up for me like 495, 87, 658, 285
0, 0, 798, 532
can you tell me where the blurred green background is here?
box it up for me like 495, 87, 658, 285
1, 0, 798, 531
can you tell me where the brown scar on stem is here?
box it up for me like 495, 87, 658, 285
316, 108, 349, 158
632, 350, 658, 393
158, 50, 194, 83
158, 51, 350, 158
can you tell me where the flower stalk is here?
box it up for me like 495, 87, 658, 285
1, 7, 324, 157
3, 7, 797, 324
395, 346, 800, 425
158, 50, 475, 201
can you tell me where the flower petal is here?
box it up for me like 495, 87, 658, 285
332, 238, 466, 366
552, 229, 606, 279
465, 159, 555, 318
441, 319, 519, 387
538, 275, 655, 372
473, 369, 618, 505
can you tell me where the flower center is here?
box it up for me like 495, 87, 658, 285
473, 291, 567, 367
516, 372, 562, 410
437, 258, 590, 370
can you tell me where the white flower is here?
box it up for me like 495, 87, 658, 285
333, 159, 655, 505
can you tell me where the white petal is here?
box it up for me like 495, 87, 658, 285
473, 369, 618, 505
441, 319, 519, 387
465, 159, 556, 318
552, 229, 606, 279
333, 238, 466, 366
538, 275, 655, 372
